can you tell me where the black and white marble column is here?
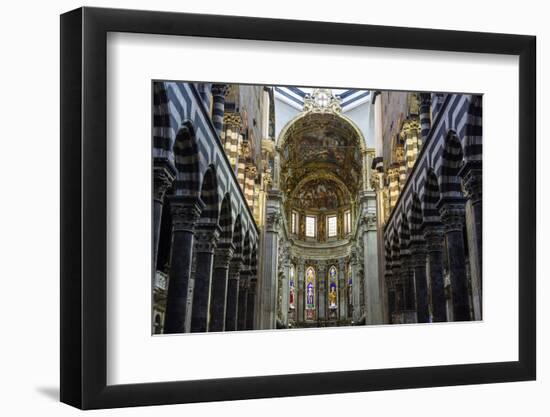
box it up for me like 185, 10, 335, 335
438, 200, 471, 321
211, 84, 228, 138
153, 161, 176, 269
410, 243, 430, 323
164, 196, 204, 334
237, 270, 249, 330
190, 223, 220, 332
208, 243, 234, 332
460, 161, 482, 320
225, 257, 242, 331
419, 93, 432, 143
423, 226, 447, 322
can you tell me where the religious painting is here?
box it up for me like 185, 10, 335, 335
293, 178, 348, 210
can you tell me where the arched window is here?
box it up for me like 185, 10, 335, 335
289, 264, 296, 310
305, 267, 316, 320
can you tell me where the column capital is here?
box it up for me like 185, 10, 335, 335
361, 212, 377, 231
265, 211, 282, 232
153, 161, 177, 202
229, 255, 243, 278
437, 199, 466, 233
213, 243, 235, 269
459, 161, 482, 205
168, 196, 205, 233
423, 225, 445, 252
194, 223, 221, 253
211, 83, 229, 97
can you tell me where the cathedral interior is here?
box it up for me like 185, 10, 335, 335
152, 82, 482, 334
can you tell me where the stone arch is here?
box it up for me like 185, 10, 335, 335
172, 121, 200, 197
198, 165, 220, 225
398, 211, 411, 257
232, 214, 243, 259
439, 130, 464, 200
218, 193, 233, 245
422, 168, 441, 226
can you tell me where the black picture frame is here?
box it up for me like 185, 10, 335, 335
60, 6, 536, 410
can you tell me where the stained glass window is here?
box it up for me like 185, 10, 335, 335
305, 215, 316, 237
289, 264, 295, 310
328, 266, 338, 310
327, 215, 337, 237
305, 267, 316, 320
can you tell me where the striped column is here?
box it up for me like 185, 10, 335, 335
244, 165, 257, 209
164, 196, 205, 334
223, 112, 242, 170
423, 169, 447, 322
398, 214, 415, 313
208, 243, 234, 332
211, 84, 228, 138
197, 82, 212, 110
409, 194, 429, 323
237, 141, 250, 191
190, 223, 221, 332
419, 93, 432, 143
439, 131, 470, 321
387, 167, 400, 210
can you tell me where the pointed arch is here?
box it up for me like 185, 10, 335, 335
398, 211, 411, 257
218, 193, 234, 245
198, 165, 220, 224
422, 168, 441, 227
172, 121, 200, 196
232, 214, 243, 258
439, 130, 464, 200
